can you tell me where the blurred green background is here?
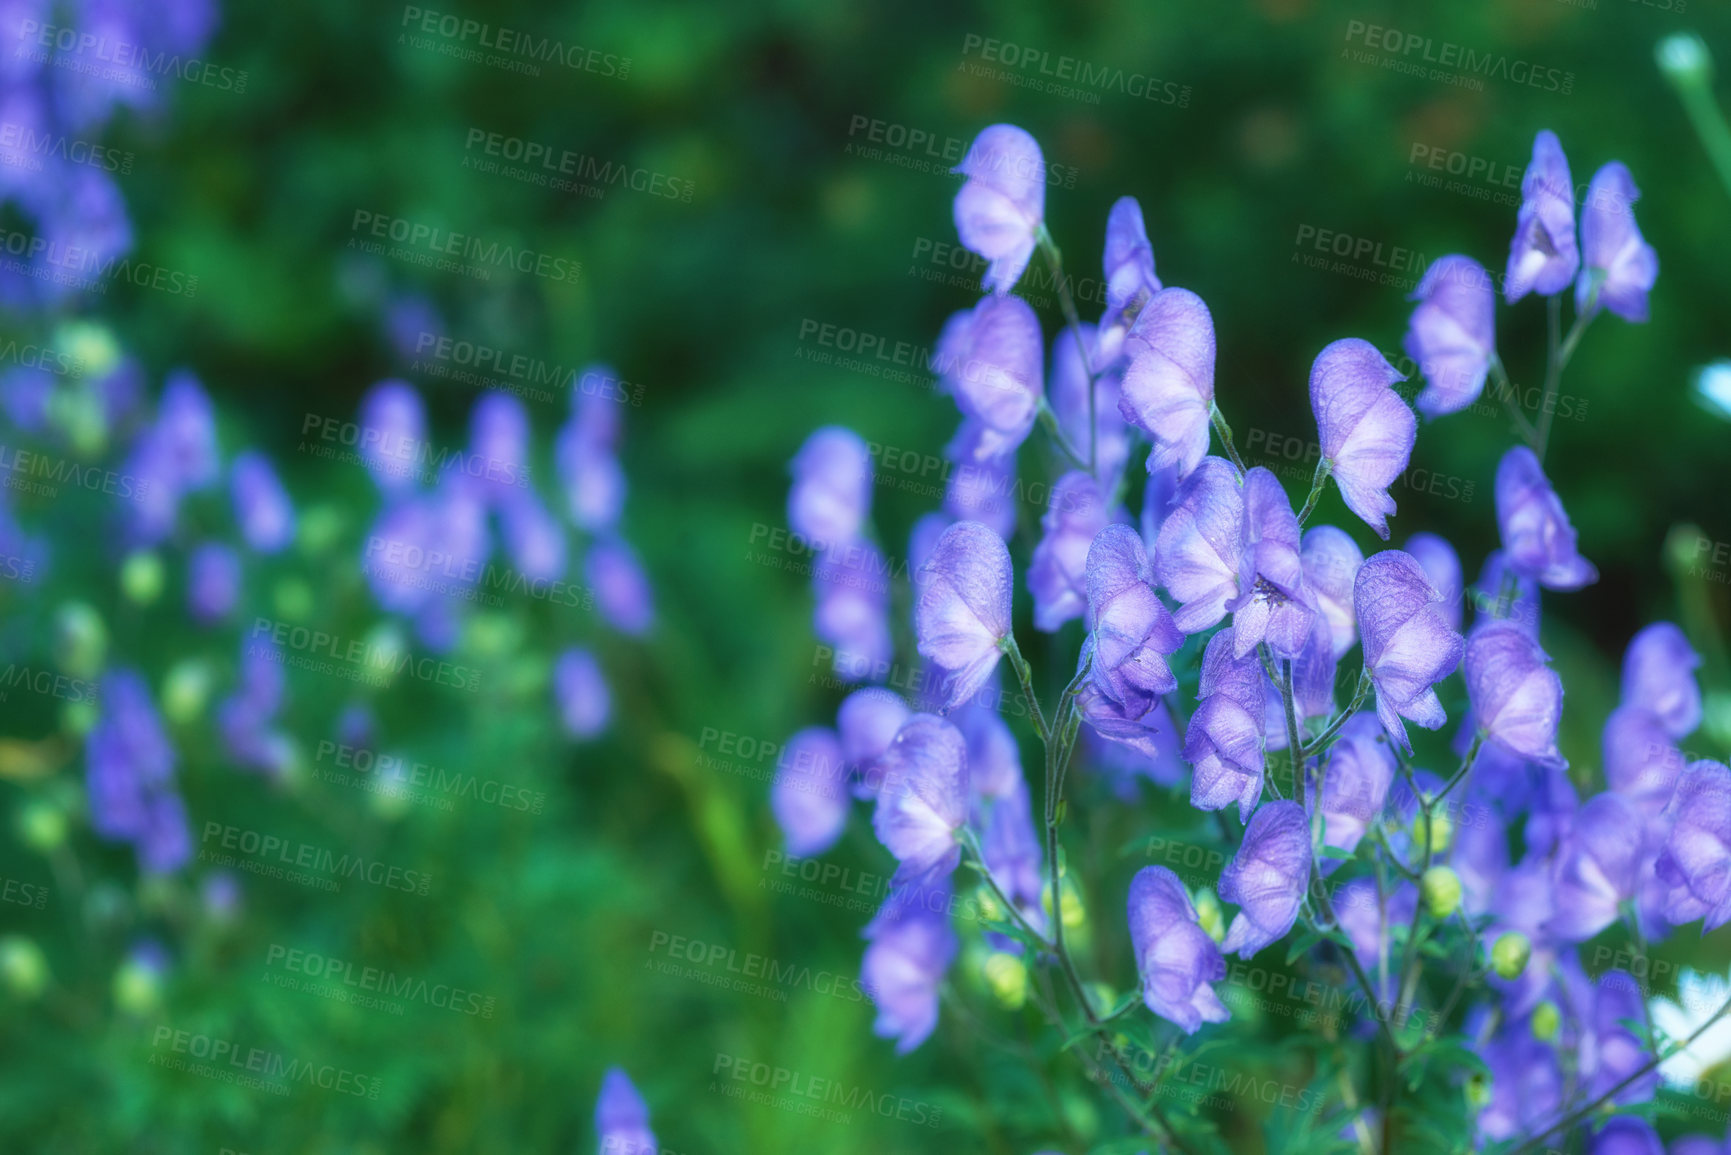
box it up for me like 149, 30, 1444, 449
5, 0, 1731, 1151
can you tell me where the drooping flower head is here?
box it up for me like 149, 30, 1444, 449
1102, 196, 1161, 331
872, 715, 970, 885
1404, 255, 1496, 417
1548, 791, 1646, 941
772, 728, 852, 858
1118, 287, 1217, 480
1588, 1117, 1664, 1155
588, 536, 656, 637
1403, 532, 1463, 632
1127, 866, 1230, 1033
1506, 130, 1580, 303
1028, 471, 1111, 631
914, 521, 1013, 711
554, 648, 610, 739
1578, 162, 1658, 322
1654, 761, 1731, 930
942, 422, 1017, 537
1495, 445, 1597, 591
1301, 525, 1364, 658
1318, 714, 1397, 864
788, 426, 873, 547
230, 451, 295, 554
1602, 704, 1685, 816
952, 125, 1046, 295
1227, 468, 1314, 659
1219, 801, 1312, 957
1473, 549, 1542, 637
1184, 630, 1267, 820
1465, 621, 1566, 769
1310, 339, 1414, 540
1155, 456, 1243, 633
595, 1067, 657, 1155
1355, 550, 1465, 751
838, 688, 912, 798
467, 391, 531, 504
187, 542, 241, 625
356, 379, 426, 495
862, 881, 959, 1053
216, 638, 292, 777
812, 541, 892, 680
1621, 622, 1701, 740
85, 669, 190, 875
936, 295, 1044, 460
1085, 524, 1183, 713
498, 489, 567, 582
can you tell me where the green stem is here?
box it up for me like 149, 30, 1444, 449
1000, 633, 1051, 747
1037, 226, 1096, 473
1295, 457, 1333, 525
1670, 59, 1731, 202
1488, 354, 1538, 445
1208, 402, 1248, 474
1037, 401, 1091, 473
1279, 658, 1304, 801
1301, 669, 1372, 758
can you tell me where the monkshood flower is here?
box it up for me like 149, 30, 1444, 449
588, 536, 656, 637
1602, 705, 1685, 816
1579, 162, 1659, 322
838, 688, 911, 799
86, 669, 190, 874
1291, 617, 1339, 721
498, 489, 567, 582
152, 371, 221, 489
1318, 714, 1396, 863
1403, 532, 1462, 632
595, 1067, 657, 1155
1622, 622, 1702, 739
1452, 811, 1509, 917
1653, 761, 1731, 930
1403, 255, 1496, 417
862, 880, 958, 1053
1085, 524, 1183, 708
1505, 130, 1580, 303
357, 380, 426, 495
1118, 287, 1216, 480
1465, 621, 1566, 768
1102, 196, 1161, 332
914, 521, 1012, 711
1310, 339, 1414, 540
1483, 859, 1560, 1014
1028, 471, 1111, 631
951, 124, 1045, 295
813, 542, 892, 679
555, 406, 626, 533
1141, 462, 1179, 551
1127, 865, 1230, 1033
980, 775, 1043, 926
1219, 801, 1311, 957
1228, 468, 1314, 659
230, 451, 295, 554
936, 295, 1044, 460
788, 426, 873, 547
1185, 630, 1267, 819
554, 648, 610, 739
1474, 549, 1542, 637
1076, 642, 1161, 762
1155, 456, 1243, 633
1670, 1130, 1731, 1155
216, 639, 292, 777
467, 392, 530, 504
941, 422, 1016, 538
908, 512, 952, 579
1549, 791, 1645, 941
1589, 971, 1658, 1105
1589, 1118, 1664, 1155
186, 542, 240, 625
1301, 525, 1363, 658
1355, 550, 1464, 751
954, 701, 1021, 804
872, 714, 969, 886
1050, 324, 1131, 484
771, 728, 852, 858
1496, 445, 1597, 590
1477, 1021, 1563, 1142
1082, 713, 1187, 795
1333, 877, 1416, 975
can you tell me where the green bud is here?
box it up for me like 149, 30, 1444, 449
119, 551, 164, 605
1531, 1000, 1560, 1042
162, 660, 213, 725
61, 698, 99, 737
0, 937, 48, 1000
1193, 886, 1226, 944
1043, 875, 1085, 931
17, 799, 67, 853
295, 504, 345, 556
983, 952, 1027, 1009
1421, 865, 1462, 919
1465, 1070, 1492, 1111
273, 577, 314, 622
54, 602, 107, 679
1657, 32, 1712, 88
1411, 807, 1453, 856
53, 320, 121, 379
974, 884, 1005, 925
1491, 932, 1531, 981
113, 954, 163, 1015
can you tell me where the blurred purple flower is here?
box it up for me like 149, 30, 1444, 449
595, 1067, 657, 1155
1318, 714, 1396, 864
838, 688, 912, 799
1579, 162, 1658, 322
1128, 865, 1230, 1033
1404, 532, 1463, 632
1496, 445, 1596, 591
1654, 761, 1731, 930
951, 124, 1045, 295
1466, 621, 1566, 769
788, 426, 873, 547
1155, 455, 1243, 633
1477, 1021, 1562, 1141
772, 728, 852, 858
1590, 1118, 1663, 1155
1622, 622, 1701, 740
86, 669, 189, 874
186, 543, 240, 625
1355, 550, 1464, 752
217, 638, 292, 777
230, 451, 294, 554
1102, 196, 1161, 329
554, 648, 610, 739
1219, 801, 1311, 956
1310, 339, 1414, 540
1050, 323, 1131, 485
1404, 255, 1496, 417
813, 541, 892, 681
872, 714, 969, 886
936, 295, 1044, 460
914, 521, 1012, 711
1603, 705, 1685, 817
1119, 287, 1216, 480
498, 489, 567, 582
356, 380, 426, 495
1185, 630, 1268, 821
1549, 791, 1645, 941
862, 881, 958, 1053
1028, 471, 1110, 631
1506, 130, 1580, 303
1301, 525, 1363, 658
588, 536, 655, 637
941, 423, 1016, 538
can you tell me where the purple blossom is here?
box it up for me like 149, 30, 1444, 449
1474, 549, 1542, 637
1185, 630, 1268, 821
907, 513, 952, 578
1549, 791, 1645, 941
1653, 760, 1731, 930
1310, 339, 1414, 540
862, 882, 958, 1053
356, 380, 426, 495
1404, 255, 1496, 417
772, 728, 852, 858
1355, 550, 1464, 752
937, 295, 1044, 460
813, 545, 893, 681
1127, 866, 1230, 1033
217, 639, 292, 777
941, 423, 1016, 537
980, 775, 1043, 927
1590, 1118, 1664, 1155
1622, 622, 1701, 739
838, 688, 912, 798
872, 714, 969, 885
554, 648, 610, 739
1050, 324, 1131, 485
1227, 468, 1314, 659
1477, 1021, 1563, 1141
1579, 162, 1658, 322
1102, 196, 1161, 328
595, 1067, 657, 1155
556, 411, 626, 532
498, 490, 567, 582
187, 542, 240, 625
1141, 463, 1179, 551
1086, 523, 1183, 710
1301, 525, 1364, 658
957, 704, 1023, 803
1118, 287, 1217, 480
951, 124, 1046, 295
1219, 801, 1311, 957
1028, 471, 1111, 631
1332, 877, 1415, 976
588, 536, 655, 637
1318, 714, 1396, 862
86, 669, 189, 874
1466, 621, 1566, 769
1603, 705, 1685, 816
788, 427, 873, 547
1154, 456, 1243, 633
1496, 445, 1597, 591
230, 451, 295, 554
1404, 532, 1463, 632
914, 521, 1013, 711
1589, 971, 1658, 1105
1506, 130, 1581, 303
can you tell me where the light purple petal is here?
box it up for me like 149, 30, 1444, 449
772, 728, 852, 858
872, 715, 970, 885
1311, 339, 1414, 540
1578, 162, 1657, 323
1354, 550, 1464, 752
1505, 130, 1580, 303
1028, 471, 1112, 632
1155, 456, 1243, 633
1127, 866, 1230, 1033
915, 521, 1013, 710
952, 125, 1046, 295
1466, 621, 1566, 769
1405, 255, 1496, 417
1118, 287, 1216, 479
1219, 801, 1311, 957
1495, 445, 1597, 591
1621, 622, 1701, 739
788, 426, 873, 546
936, 296, 1044, 459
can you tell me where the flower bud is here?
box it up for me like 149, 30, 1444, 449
1044, 875, 1086, 931
113, 945, 167, 1015
0, 937, 47, 999
1657, 33, 1712, 89
974, 883, 1006, 925
54, 603, 106, 679
16, 798, 67, 853
1491, 932, 1531, 980
1411, 806, 1453, 856
1531, 1000, 1560, 1041
54, 320, 122, 379
162, 660, 213, 725
1421, 865, 1462, 919
983, 951, 1027, 1009
61, 698, 98, 737
1193, 886, 1226, 944
273, 577, 314, 622
1465, 1070, 1492, 1111
120, 551, 164, 606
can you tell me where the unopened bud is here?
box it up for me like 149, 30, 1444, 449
1531, 1000, 1560, 1042
983, 952, 1027, 1009
0, 937, 47, 999
1421, 866, 1462, 919
54, 602, 106, 679
1491, 932, 1531, 980
119, 551, 164, 606
1194, 886, 1226, 944
17, 799, 66, 853
162, 660, 213, 725
1658, 33, 1712, 89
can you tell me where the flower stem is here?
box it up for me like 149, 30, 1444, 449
1036, 225, 1097, 473
1208, 402, 1247, 474
1295, 457, 1333, 525
1000, 632, 1052, 747
1301, 669, 1372, 759
1488, 354, 1538, 445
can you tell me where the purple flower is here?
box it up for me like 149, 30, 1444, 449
908, 513, 952, 579
1549, 791, 1645, 941
1028, 471, 1111, 631
1085, 523, 1183, 708
1579, 162, 1658, 322
1404, 255, 1496, 417
1185, 630, 1268, 820
1474, 549, 1542, 637
1118, 287, 1217, 480
957, 704, 1023, 803
788, 427, 873, 547
588, 536, 655, 637
1590, 1118, 1663, 1155
595, 1067, 657, 1155
1127, 865, 1230, 1033
1355, 550, 1465, 752
1653, 761, 1731, 930
1466, 621, 1566, 768
1477, 1022, 1562, 1141
862, 882, 958, 1053
467, 392, 530, 503
980, 775, 1043, 927
941, 423, 1017, 537
1219, 801, 1311, 956
1496, 446, 1597, 591
356, 380, 426, 495
1506, 130, 1580, 303
1155, 456, 1244, 633
1301, 525, 1364, 658
1332, 877, 1415, 975
554, 648, 610, 739
138, 792, 192, 875
1590, 971, 1658, 1105
498, 490, 567, 582
951, 124, 1045, 295
217, 639, 292, 777
914, 521, 1013, 711
1227, 468, 1314, 659
1050, 324, 1131, 485
1318, 714, 1396, 862
556, 412, 625, 532
187, 542, 240, 625
86, 669, 189, 874
772, 728, 852, 858
872, 714, 969, 885
1310, 339, 1414, 540
1622, 622, 1701, 739
230, 451, 294, 554
813, 543, 893, 682
937, 295, 1044, 460
1102, 196, 1162, 328
838, 688, 912, 798
1141, 463, 1179, 551
1603, 705, 1685, 816
1404, 532, 1463, 632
